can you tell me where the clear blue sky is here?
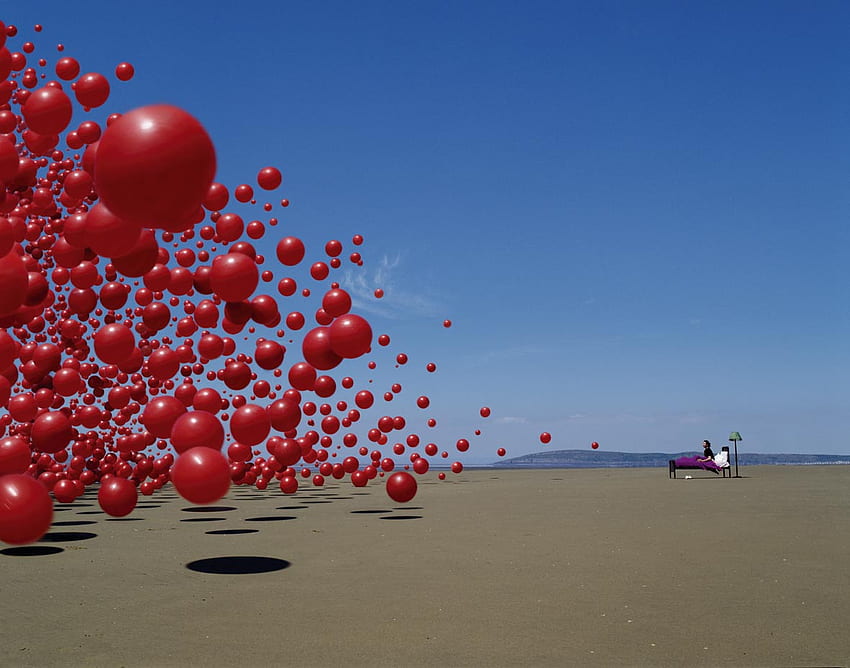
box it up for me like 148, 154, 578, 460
7, 2, 848, 463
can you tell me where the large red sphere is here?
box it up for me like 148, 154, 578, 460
230, 404, 271, 446
0, 437, 31, 475
302, 327, 343, 370
141, 396, 187, 439
0, 474, 54, 545
30, 411, 74, 454
0, 249, 28, 317
98, 477, 138, 517
170, 411, 225, 453
329, 314, 372, 359
171, 447, 231, 505
95, 104, 216, 230
83, 203, 142, 258
276, 236, 305, 266
210, 252, 258, 303
385, 471, 417, 503
93, 323, 135, 364
22, 86, 73, 135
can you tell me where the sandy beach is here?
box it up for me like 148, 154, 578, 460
1, 465, 848, 667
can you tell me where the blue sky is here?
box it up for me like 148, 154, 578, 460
7, 2, 848, 463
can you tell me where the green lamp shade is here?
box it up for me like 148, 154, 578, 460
729, 432, 742, 441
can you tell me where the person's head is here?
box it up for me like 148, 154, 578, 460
703, 440, 711, 447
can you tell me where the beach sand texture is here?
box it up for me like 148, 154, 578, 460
1, 465, 848, 667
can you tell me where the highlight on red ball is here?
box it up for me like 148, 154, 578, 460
0, 17, 554, 544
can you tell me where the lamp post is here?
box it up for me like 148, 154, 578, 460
728, 432, 742, 478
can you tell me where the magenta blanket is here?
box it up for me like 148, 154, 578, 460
673, 456, 721, 472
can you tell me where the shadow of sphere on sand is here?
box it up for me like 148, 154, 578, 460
2, 545, 64, 556
380, 515, 423, 521
186, 556, 291, 574
181, 506, 237, 513
205, 529, 260, 535
38, 531, 98, 542
52, 520, 97, 527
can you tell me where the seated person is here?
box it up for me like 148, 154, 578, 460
673, 440, 722, 474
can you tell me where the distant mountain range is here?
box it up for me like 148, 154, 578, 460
491, 449, 850, 468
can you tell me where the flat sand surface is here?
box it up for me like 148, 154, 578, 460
2, 465, 848, 667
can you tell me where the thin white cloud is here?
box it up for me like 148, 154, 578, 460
496, 416, 528, 424
342, 252, 442, 319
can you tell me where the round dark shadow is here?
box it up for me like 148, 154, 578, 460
38, 531, 97, 542
181, 506, 237, 513
136, 504, 162, 509
206, 529, 260, 535
2, 545, 64, 556
245, 516, 297, 522
186, 556, 291, 575
180, 517, 226, 523
76, 510, 105, 515
52, 520, 97, 527
351, 509, 392, 514
380, 515, 423, 521
394, 506, 424, 511
106, 517, 145, 522
275, 505, 308, 510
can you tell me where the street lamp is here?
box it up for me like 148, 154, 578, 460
728, 432, 742, 477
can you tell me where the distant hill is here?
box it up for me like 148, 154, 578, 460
492, 449, 850, 468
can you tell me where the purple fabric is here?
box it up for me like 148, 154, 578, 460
673, 456, 721, 471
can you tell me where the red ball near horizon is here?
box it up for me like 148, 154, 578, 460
591, 441, 599, 449
539, 432, 552, 444
386, 471, 417, 503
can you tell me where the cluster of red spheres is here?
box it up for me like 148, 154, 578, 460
0, 20, 552, 545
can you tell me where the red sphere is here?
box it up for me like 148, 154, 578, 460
93, 323, 135, 365
276, 236, 305, 266
0, 474, 54, 545
385, 471, 417, 503
22, 86, 73, 135
0, 249, 28, 316
257, 166, 282, 190
0, 437, 31, 475
302, 327, 343, 371
210, 253, 258, 303
170, 411, 225, 453
30, 411, 74, 454
328, 314, 372, 359
230, 404, 271, 446
98, 477, 138, 517
171, 447, 231, 505
141, 396, 187, 439
95, 104, 216, 230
